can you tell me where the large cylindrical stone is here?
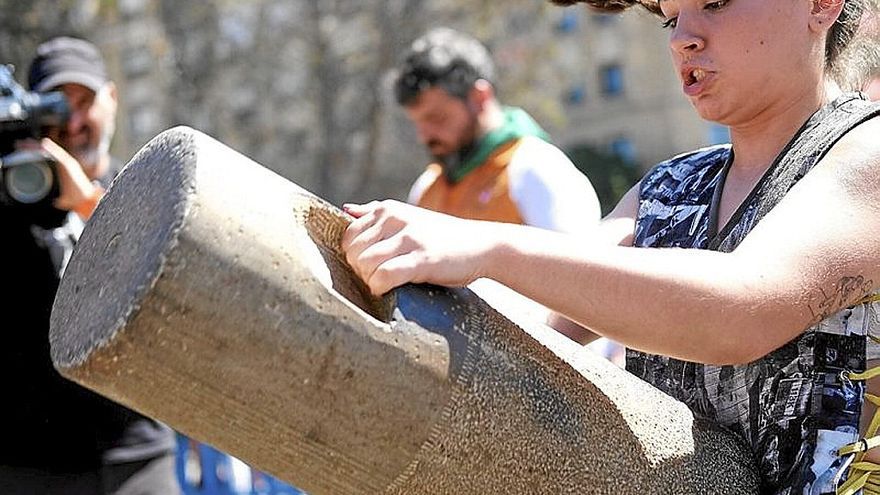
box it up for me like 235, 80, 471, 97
50, 127, 758, 494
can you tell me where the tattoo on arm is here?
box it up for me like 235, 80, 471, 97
808, 275, 875, 325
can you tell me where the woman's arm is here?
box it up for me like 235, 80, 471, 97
342, 119, 880, 365
545, 181, 641, 345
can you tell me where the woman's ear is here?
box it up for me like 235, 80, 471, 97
810, 0, 845, 32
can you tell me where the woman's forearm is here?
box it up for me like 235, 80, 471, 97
483, 225, 804, 365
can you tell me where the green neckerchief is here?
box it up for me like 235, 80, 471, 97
446, 107, 549, 183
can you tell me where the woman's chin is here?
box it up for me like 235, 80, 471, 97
691, 100, 732, 127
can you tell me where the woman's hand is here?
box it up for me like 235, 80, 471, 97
341, 200, 499, 295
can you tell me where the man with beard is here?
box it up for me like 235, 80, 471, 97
0, 36, 178, 494
393, 28, 622, 363
396, 27, 601, 234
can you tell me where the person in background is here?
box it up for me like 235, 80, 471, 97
396, 27, 601, 235
394, 27, 623, 363
0, 36, 179, 495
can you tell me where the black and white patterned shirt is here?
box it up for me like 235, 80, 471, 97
628, 94, 880, 494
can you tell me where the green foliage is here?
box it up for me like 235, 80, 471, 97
565, 143, 642, 216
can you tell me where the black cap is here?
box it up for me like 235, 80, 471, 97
28, 36, 108, 93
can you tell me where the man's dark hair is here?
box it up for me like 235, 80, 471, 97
394, 27, 496, 106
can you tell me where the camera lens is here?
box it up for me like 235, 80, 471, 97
5, 162, 53, 204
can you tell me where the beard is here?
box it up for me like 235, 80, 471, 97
431, 112, 480, 178
67, 121, 114, 177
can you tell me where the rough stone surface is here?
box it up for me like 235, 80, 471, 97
50, 127, 759, 494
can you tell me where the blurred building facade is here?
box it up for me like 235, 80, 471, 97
0, 0, 727, 207
541, 9, 730, 167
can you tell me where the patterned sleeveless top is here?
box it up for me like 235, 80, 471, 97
628, 94, 880, 494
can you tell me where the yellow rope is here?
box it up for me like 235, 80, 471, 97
848, 369, 880, 382
840, 437, 880, 456
839, 470, 873, 495
824, 295, 878, 493
837, 374, 880, 494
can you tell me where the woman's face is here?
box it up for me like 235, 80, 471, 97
659, 0, 821, 126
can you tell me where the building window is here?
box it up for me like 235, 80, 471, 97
556, 11, 579, 33
593, 13, 618, 26
707, 124, 731, 145
599, 64, 625, 97
565, 84, 586, 105
610, 137, 637, 165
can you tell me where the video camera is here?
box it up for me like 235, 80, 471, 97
0, 64, 69, 206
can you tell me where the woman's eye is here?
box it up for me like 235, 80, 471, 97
706, 0, 729, 10
661, 17, 678, 29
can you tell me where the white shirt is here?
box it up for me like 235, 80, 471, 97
408, 136, 601, 234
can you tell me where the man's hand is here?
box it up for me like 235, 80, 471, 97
341, 200, 499, 295
40, 138, 101, 213
16, 138, 103, 218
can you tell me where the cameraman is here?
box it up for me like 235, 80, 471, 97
0, 37, 178, 494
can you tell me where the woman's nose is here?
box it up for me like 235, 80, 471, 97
669, 16, 706, 55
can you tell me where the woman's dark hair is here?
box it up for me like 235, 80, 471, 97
549, 0, 866, 78
837, 0, 880, 90
549, 0, 661, 15
393, 27, 496, 106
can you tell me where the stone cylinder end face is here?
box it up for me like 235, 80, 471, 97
50, 126, 198, 372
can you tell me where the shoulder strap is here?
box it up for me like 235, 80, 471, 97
710, 94, 880, 252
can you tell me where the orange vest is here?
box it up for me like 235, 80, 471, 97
415, 139, 526, 224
